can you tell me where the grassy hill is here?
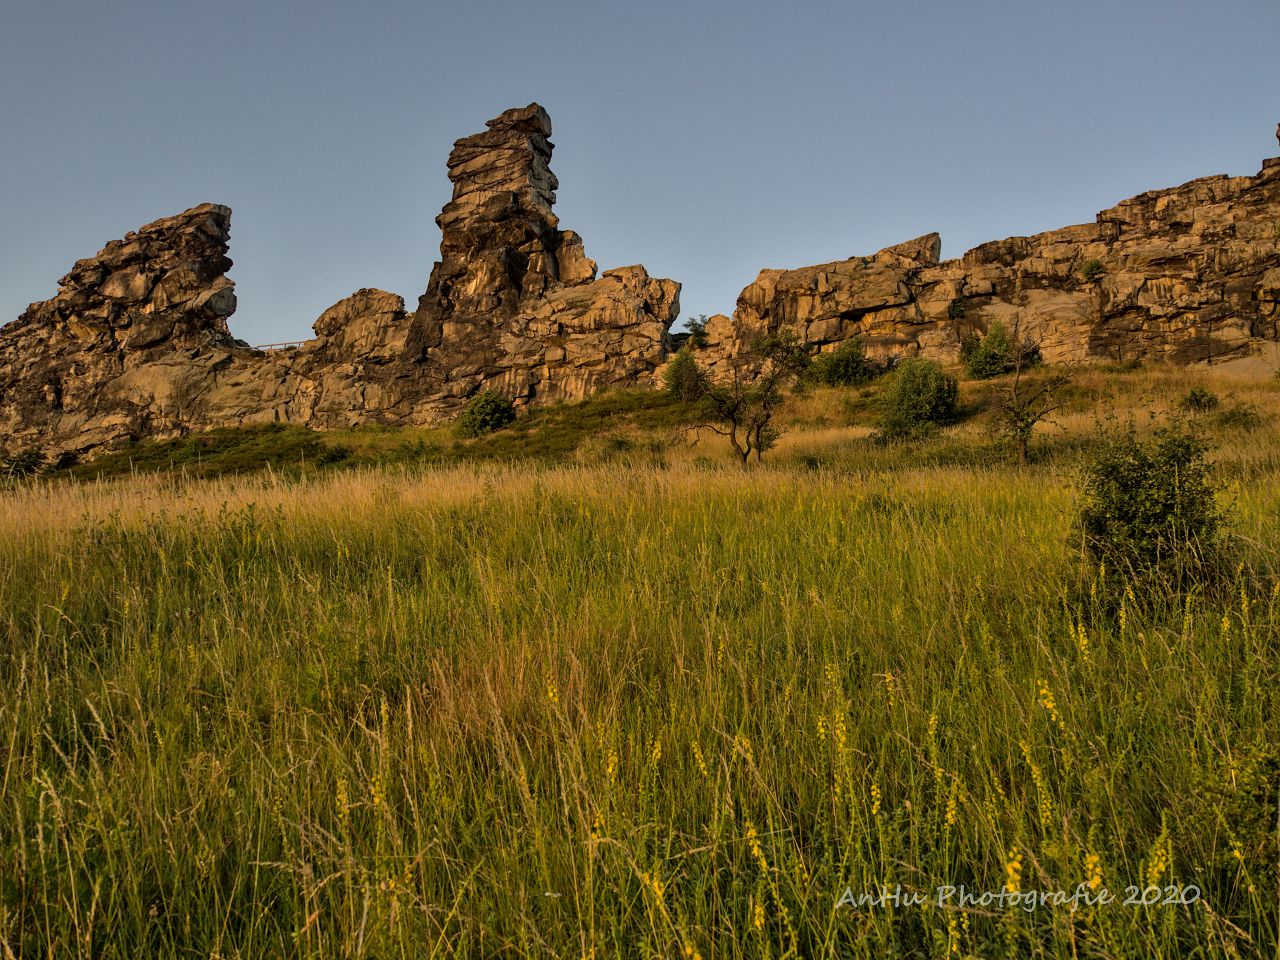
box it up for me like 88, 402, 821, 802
2, 362, 1278, 957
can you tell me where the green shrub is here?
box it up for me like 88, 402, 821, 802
960, 321, 1040, 379
1080, 258, 1105, 283
684, 315, 709, 348
877, 358, 958, 439
663, 347, 709, 403
808, 339, 881, 387
1213, 401, 1264, 431
1178, 387, 1220, 413
2, 447, 45, 480
456, 390, 517, 438
1076, 425, 1229, 593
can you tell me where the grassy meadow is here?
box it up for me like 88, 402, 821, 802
1, 365, 1279, 957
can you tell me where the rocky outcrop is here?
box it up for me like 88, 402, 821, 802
0, 204, 243, 456
0, 104, 680, 458
405, 103, 679, 417
7, 108, 1280, 461
698, 158, 1280, 372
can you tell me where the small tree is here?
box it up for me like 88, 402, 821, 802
455, 390, 516, 438
993, 363, 1072, 466
960, 321, 1040, 379
808, 338, 881, 387
2, 448, 45, 480
985, 321, 1070, 464
877, 358, 957, 439
1077, 424, 1229, 593
693, 331, 810, 465
685, 315, 710, 348
663, 347, 709, 403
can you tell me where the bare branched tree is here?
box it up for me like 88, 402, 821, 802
991, 319, 1074, 465
691, 331, 810, 465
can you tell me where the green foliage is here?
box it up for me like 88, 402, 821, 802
663, 347, 709, 403
436, 389, 700, 465
684, 314, 709, 348
1076, 425, 1230, 592
455, 390, 517, 438
876, 358, 958, 439
807, 338, 881, 387
960, 321, 1040, 379
60, 424, 350, 481
698, 331, 810, 464
1186, 743, 1280, 894
2, 448, 45, 481
1080, 258, 1105, 283
1178, 386, 1220, 412
1213, 401, 1264, 431
947, 299, 966, 320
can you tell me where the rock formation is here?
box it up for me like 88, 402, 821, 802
5, 106, 1280, 461
0, 204, 243, 456
697, 158, 1280, 374
0, 104, 680, 459
405, 103, 679, 417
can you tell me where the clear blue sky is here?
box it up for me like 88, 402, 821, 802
2, 0, 1278, 345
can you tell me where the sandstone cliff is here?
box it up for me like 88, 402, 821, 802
697, 158, 1280, 374
0, 104, 681, 459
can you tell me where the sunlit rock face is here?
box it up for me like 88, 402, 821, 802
0, 104, 681, 458
406, 103, 680, 418
696, 159, 1280, 375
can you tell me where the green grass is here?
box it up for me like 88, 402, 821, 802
56, 389, 702, 482
3, 367, 1279, 957
1, 455, 1278, 958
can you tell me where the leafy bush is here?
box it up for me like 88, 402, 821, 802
456, 390, 517, 438
808, 338, 882, 387
1178, 387, 1220, 412
2, 447, 45, 480
877, 358, 958, 439
960, 321, 1040, 379
1076, 425, 1229, 592
1080, 258, 1105, 283
663, 347, 709, 403
1213, 401, 1264, 431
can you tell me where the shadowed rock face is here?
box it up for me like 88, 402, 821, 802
0, 103, 681, 459
695, 158, 1280, 374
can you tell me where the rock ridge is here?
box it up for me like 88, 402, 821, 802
695, 157, 1280, 375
